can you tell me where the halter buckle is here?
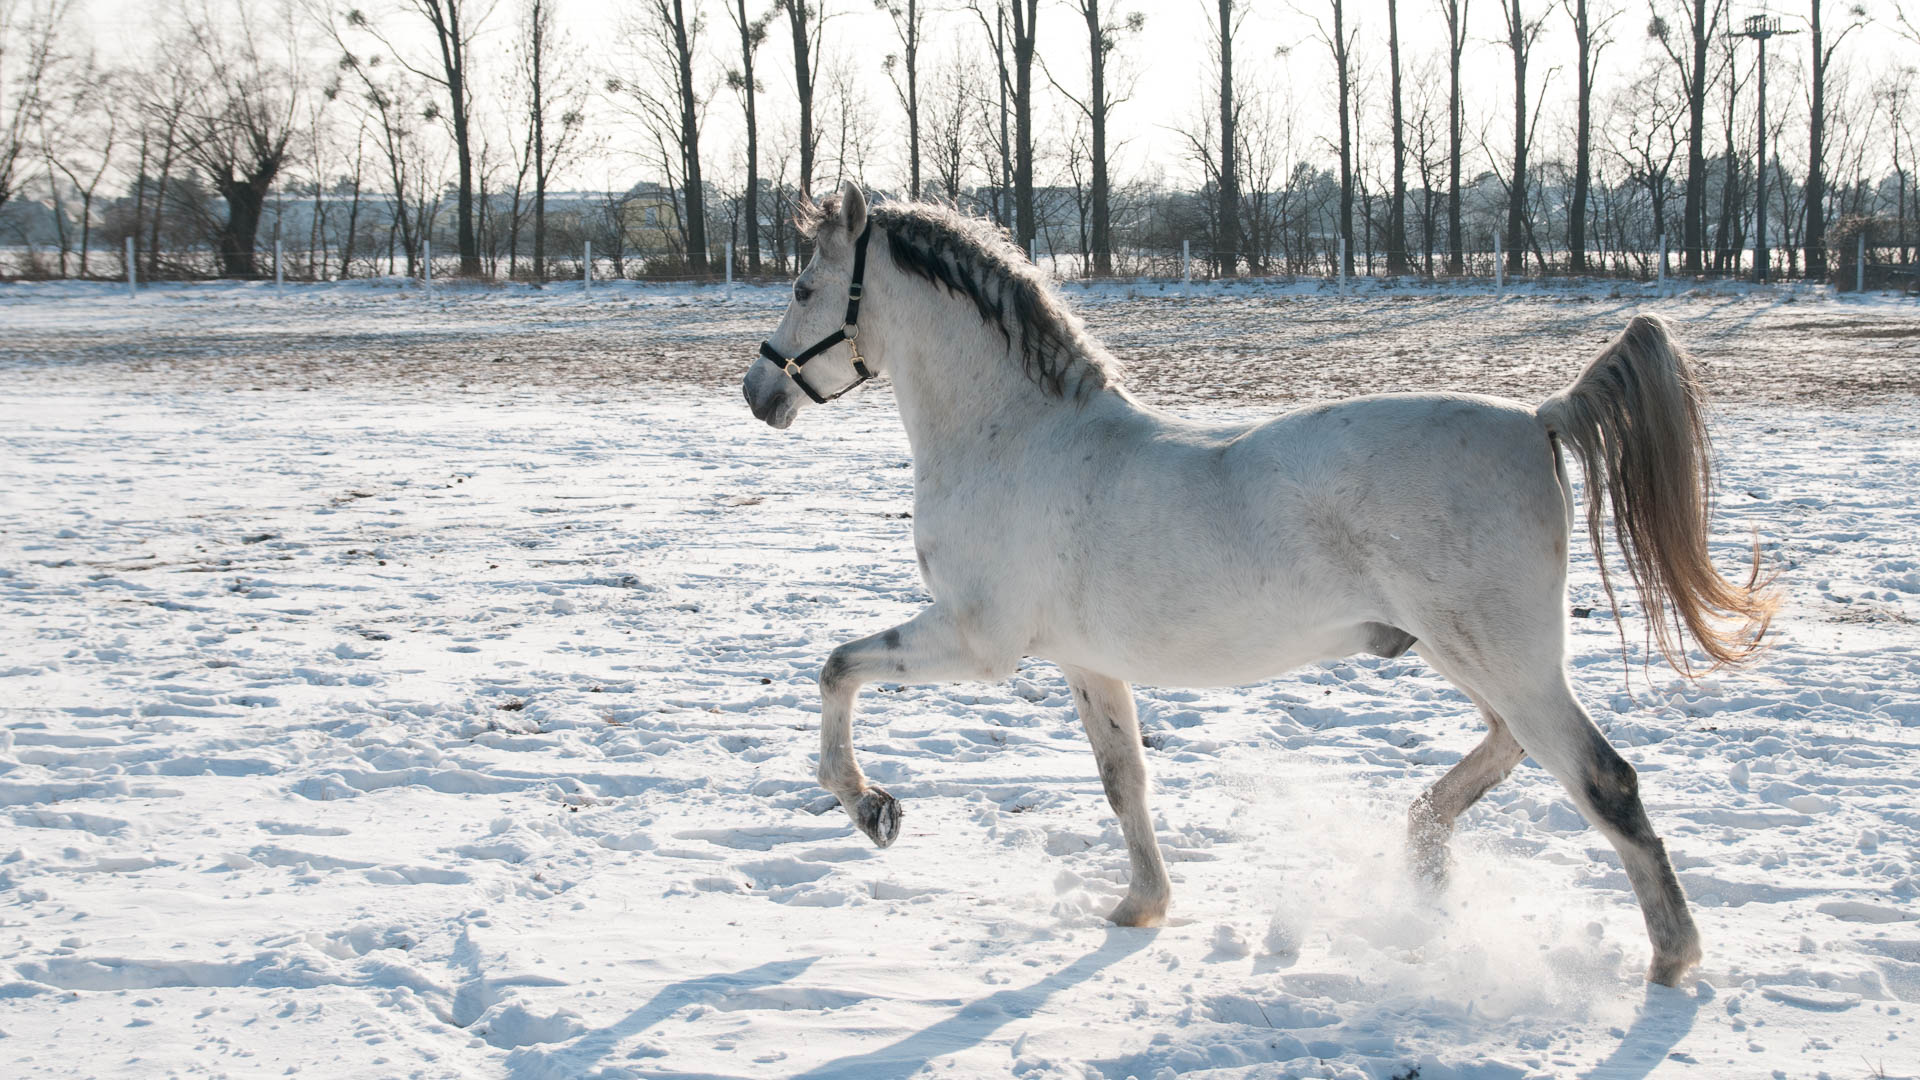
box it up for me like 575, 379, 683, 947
844, 323, 860, 342
783, 359, 803, 378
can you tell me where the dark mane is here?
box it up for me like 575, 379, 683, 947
801, 197, 1121, 400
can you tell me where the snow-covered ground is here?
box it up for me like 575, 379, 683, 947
1, 282, 1916, 1079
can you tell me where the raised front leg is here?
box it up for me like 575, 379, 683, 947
1063, 667, 1172, 928
818, 605, 1006, 848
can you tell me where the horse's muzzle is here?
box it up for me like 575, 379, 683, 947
743, 359, 801, 430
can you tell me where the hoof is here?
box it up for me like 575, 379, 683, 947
1647, 942, 1704, 988
850, 788, 901, 848
1107, 894, 1168, 928
1408, 841, 1451, 894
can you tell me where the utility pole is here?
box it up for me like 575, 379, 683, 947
1736, 15, 1796, 283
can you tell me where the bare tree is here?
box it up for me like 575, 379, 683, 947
182, 3, 304, 279
1410, 51, 1447, 273
39, 56, 118, 276
778, 0, 827, 196
327, 10, 434, 276
343, 1, 492, 276
1045, 0, 1141, 276
1877, 64, 1914, 263
1386, 0, 1409, 272
134, 21, 199, 278
514, 0, 583, 281
820, 52, 879, 185
610, 0, 710, 272
1239, 81, 1303, 272
1804, 0, 1865, 279
1711, 19, 1748, 272
1, 0, 69, 214
1609, 59, 1686, 273
1304, 0, 1358, 275
1561, 0, 1614, 271
876, 0, 922, 197
923, 51, 980, 204
335, 117, 368, 277
1500, 0, 1547, 273
725, 0, 770, 271
1212, 0, 1242, 273
1440, 0, 1470, 272
967, 1, 1014, 227
1015, 0, 1041, 251
1647, 0, 1725, 273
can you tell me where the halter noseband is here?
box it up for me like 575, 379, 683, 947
758, 222, 875, 405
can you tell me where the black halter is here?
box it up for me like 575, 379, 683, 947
758, 223, 876, 405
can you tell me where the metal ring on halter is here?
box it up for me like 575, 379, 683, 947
758, 222, 875, 406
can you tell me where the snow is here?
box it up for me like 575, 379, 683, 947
1, 281, 1917, 1079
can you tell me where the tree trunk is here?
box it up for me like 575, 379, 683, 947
423, 0, 482, 276
341, 144, 363, 279
671, 0, 708, 272
149, 124, 175, 279
214, 172, 269, 278
1805, 0, 1828, 278
1386, 0, 1408, 273
1569, 0, 1592, 271
1217, 0, 1239, 275
785, 1, 816, 195
1085, 0, 1112, 276
1445, 0, 1468, 274
996, 6, 1011, 228
1682, 0, 1707, 273
1506, 0, 1527, 274
739, 0, 761, 273
1011, 0, 1038, 253
1716, 60, 1739, 273
905, 0, 920, 198
1334, 0, 1354, 276
531, 0, 548, 281
131, 131, 149, 276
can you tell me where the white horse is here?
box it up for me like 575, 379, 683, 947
742, 182, 1775, 986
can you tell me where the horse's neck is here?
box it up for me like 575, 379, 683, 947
879, 278, 1103, 462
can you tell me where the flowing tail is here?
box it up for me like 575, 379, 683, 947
1538, 313, 1777, 674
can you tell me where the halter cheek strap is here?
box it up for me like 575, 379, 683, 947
758, 223, 876, 405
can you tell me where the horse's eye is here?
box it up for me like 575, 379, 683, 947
794, 284, 813, 303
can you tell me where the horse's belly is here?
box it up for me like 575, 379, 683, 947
1042, 601, 1368, 688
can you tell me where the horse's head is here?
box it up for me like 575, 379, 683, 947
745, 180, 877, 429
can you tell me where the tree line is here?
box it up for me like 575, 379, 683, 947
1, 0, 1915, 284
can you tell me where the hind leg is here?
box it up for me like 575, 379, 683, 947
1429, 645, 1701, 985
1063, 666, 1171, 927
1560, 722, 1702, 986
1406, 698, 1526, 888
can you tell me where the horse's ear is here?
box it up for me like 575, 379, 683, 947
839, 180, 867, 237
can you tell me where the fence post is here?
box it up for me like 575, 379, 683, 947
424, 240, 432, 295
1493, 233, 1503, 292
1182, 239, 1191, 285
584, 240, 592, 291
1658, 244, 1667, 293
725, 241, 734, 285
1338, 238, 1348, 295
125, 236, 136, 298
275, 239, 284, 290
1857, 232, 1866, 292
